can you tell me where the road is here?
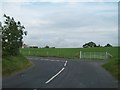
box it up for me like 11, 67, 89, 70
2, 57, 118, 88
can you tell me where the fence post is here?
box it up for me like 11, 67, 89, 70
106, 52, 108, 59
90, 52, 91, 59
37, 51, 38, 55
47, 51, 48, 57
94, 52, 96, 59
29, 50, 30, 55
80, 51, 82, 59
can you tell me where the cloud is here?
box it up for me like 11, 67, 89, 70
1, 2, 118, 47
2, 0, 120, 2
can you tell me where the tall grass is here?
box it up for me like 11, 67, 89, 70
2, 54, 32, 77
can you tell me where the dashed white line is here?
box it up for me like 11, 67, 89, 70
64, 61, 67, 67
45, 67, 65, 84
50, 60, 54, 61
40, 59, 61, 62
45, 60, 68, 84
56, 60, 60, 62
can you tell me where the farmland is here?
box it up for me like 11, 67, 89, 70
20, 47, 119, 59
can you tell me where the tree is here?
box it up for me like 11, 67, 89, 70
88, 42, 96, 47
51, 47, 55, 48
45, 45, 49, 48
105, 43, 112, 47
83, 42, 96, 48
83, 43, 89, 48
96, 44, 101, 47
2, 14, 27, 56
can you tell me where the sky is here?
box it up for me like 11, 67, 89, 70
1, 0, 119, 48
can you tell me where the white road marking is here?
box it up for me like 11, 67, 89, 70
64, 61, 67, 67
45, 67, 65, 84
51, 60, 56, 62
40, 59, 63, 62
56, 60, 60, 62
44, 59, 49, 60
33, 89, 37, 90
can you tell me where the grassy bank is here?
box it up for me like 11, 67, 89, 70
102, 58, 119, 80
102, 47, 119, 80
2, 54, 32, 77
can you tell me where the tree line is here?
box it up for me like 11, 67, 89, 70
82, 41, 112, 48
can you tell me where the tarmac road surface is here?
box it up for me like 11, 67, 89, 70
2, 57, 118, 88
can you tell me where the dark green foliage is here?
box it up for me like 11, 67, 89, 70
51, 47, 55, 48
29, 46, 38, 48
2, 14, 26, 56
45, 45, 49, 48
83, 42, 96, 48
105, 43, 112, 47
2, 54, 32, 76
96, 44, 101, 47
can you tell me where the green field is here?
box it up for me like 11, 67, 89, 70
20, 47, 119, 59
20, 47, 119, 80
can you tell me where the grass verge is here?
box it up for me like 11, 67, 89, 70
102, 58, 120, 80
2, 54, 32, 77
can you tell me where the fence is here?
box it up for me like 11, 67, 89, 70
20, 49, 112, 60
79, 51, 112, 60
